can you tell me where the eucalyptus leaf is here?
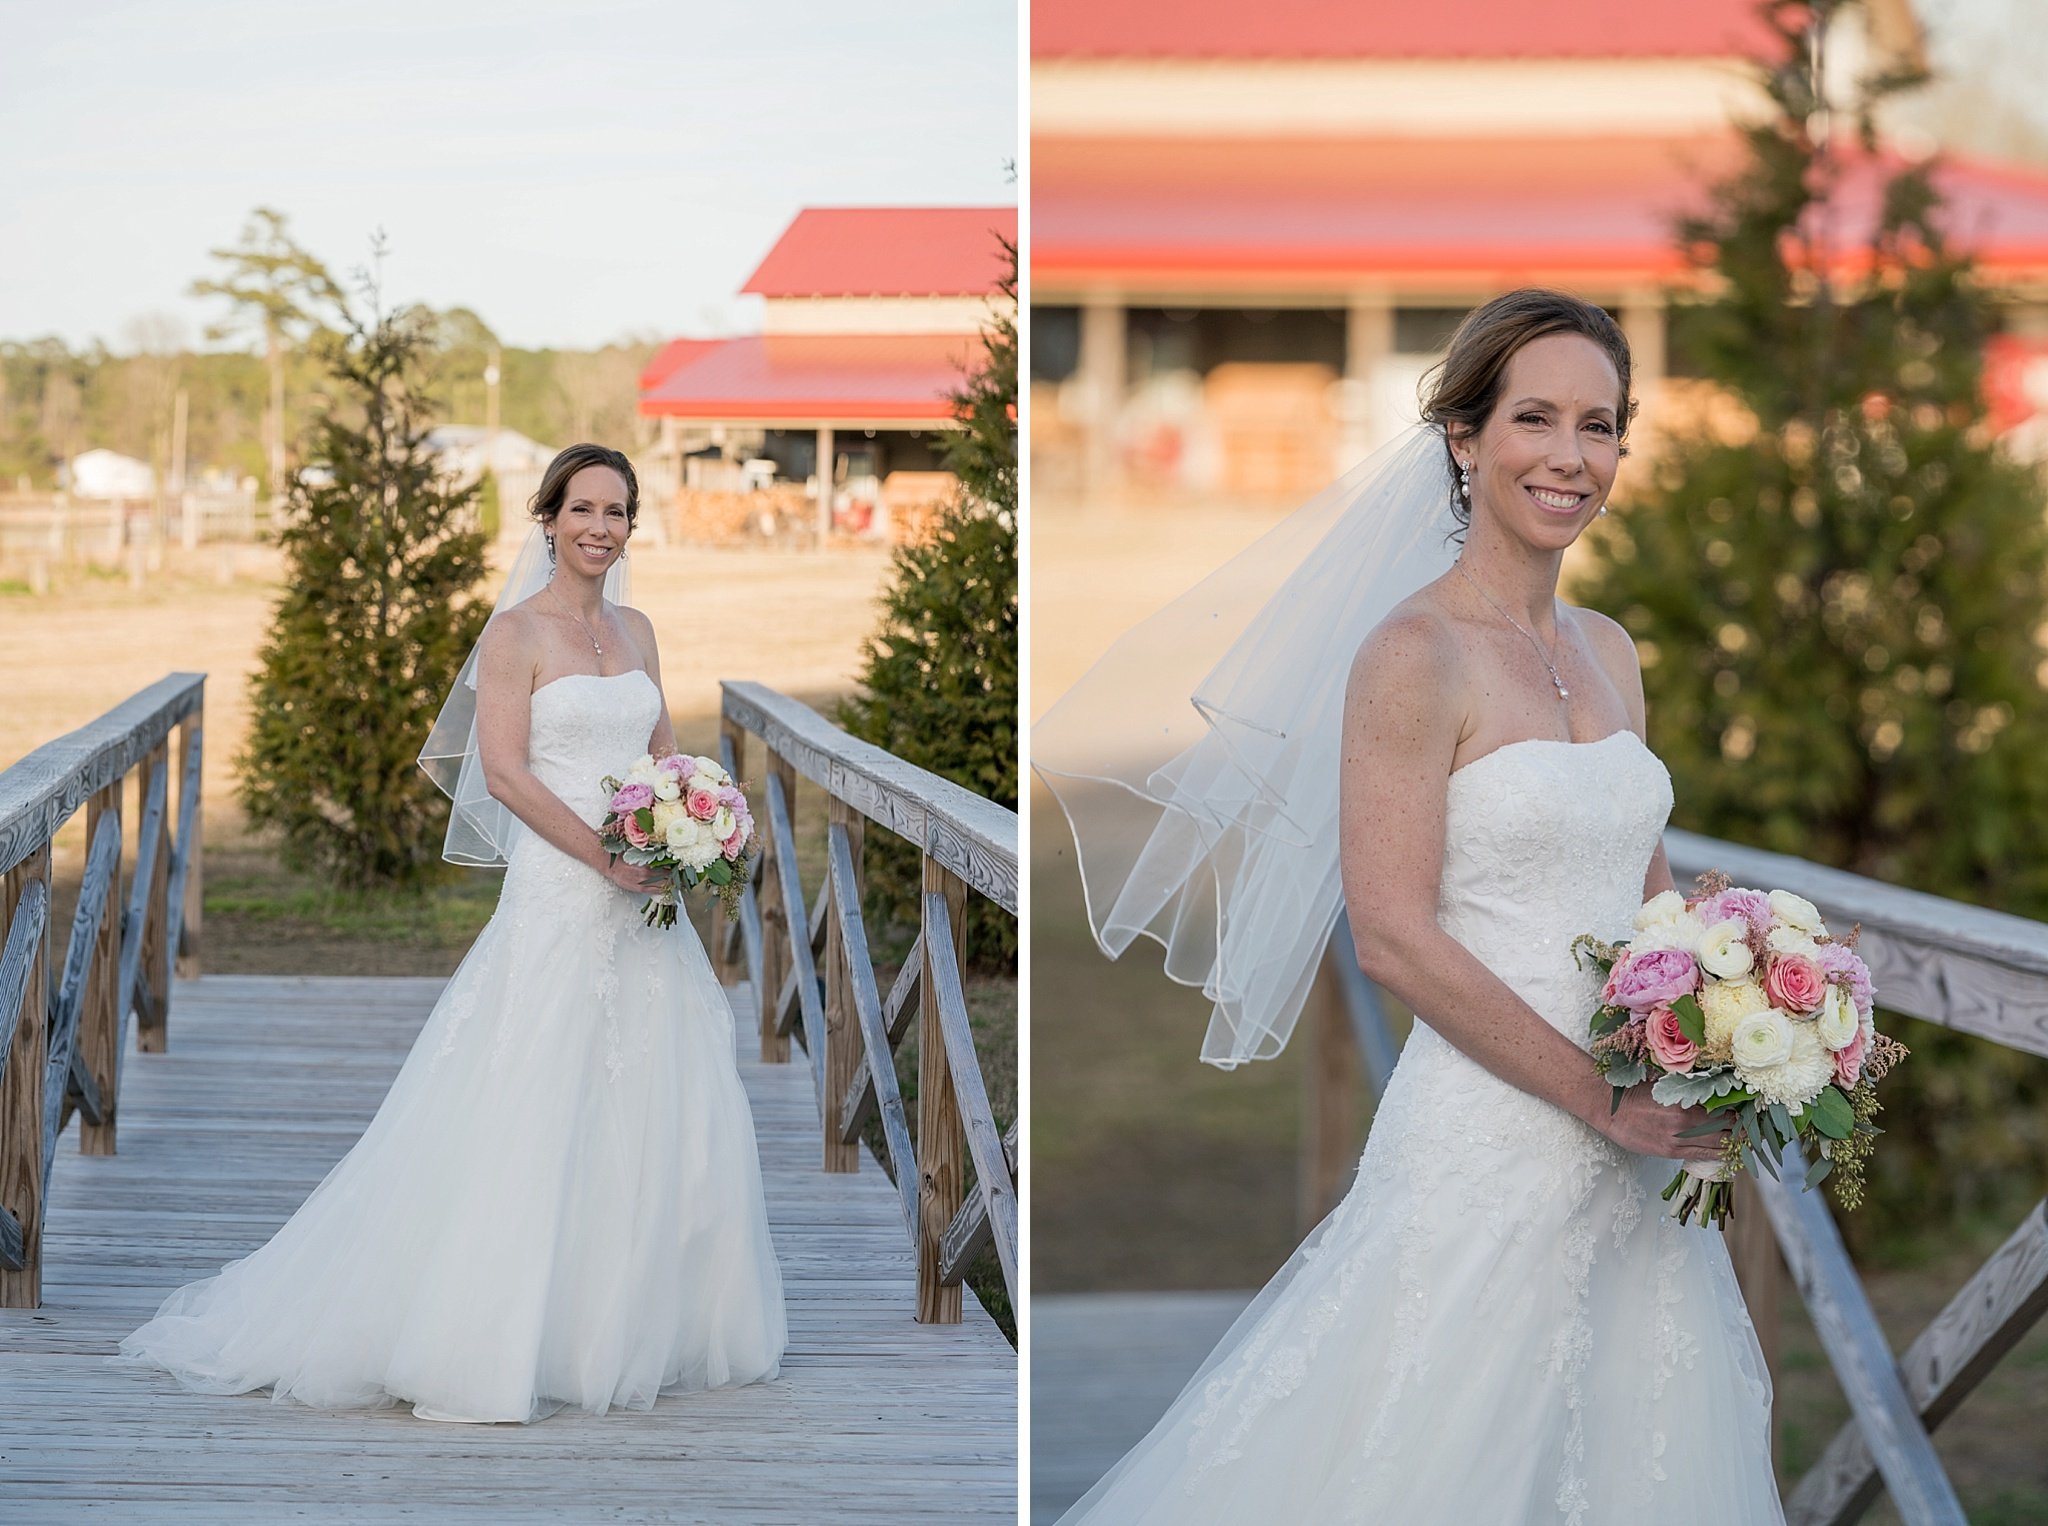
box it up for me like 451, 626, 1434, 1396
1804, 1155, 1835, 1190
1767, 1101, 1795, 1140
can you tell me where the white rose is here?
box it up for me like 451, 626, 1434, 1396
1697, 919, 1755, 979
1730, 1008, 1794, 1072
652, 773, 682, 802
1768, 889, 1826, 935
711, 805, 736, 840
1815, 984, 1859, 1052
1766, 924, 1821, 959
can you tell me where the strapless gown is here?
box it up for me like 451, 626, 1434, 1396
115, 670, 788, 1421
1060, 730, 1785, 1524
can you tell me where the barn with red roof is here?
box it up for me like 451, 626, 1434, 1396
1030, 0, 2048, 498
640, 206, 1015, 541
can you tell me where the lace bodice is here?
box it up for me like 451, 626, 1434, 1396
1435, 730, 1673, 1047
525, 671, 665, 827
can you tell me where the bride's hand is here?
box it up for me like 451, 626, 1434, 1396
602, 856, 670, 895
1598, 1086, 1730, 1163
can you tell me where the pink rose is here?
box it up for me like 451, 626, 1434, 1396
686, 787, 719, 819
1764, 953, 1827, 1015
1645, 1005, 1699, 1072
1833, 1023, 1867, 1088
609, 782, 654, 815
721, 829, 745, 861
1604, 948, 1701, 1011
621, 814, 652, 849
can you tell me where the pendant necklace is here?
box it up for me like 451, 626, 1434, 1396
549, 580, 604, 656
1456, 560, 1569, 700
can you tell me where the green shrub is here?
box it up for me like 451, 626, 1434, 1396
239, 286, 491, 889
1575, 0, 2048, 1249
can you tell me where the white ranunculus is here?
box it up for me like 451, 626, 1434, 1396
1697, 918, 1755, 979
711, 805, 736, 840
692, 755, 729, 785
652, 773, 682, 802
1766, 923, 1821, 959
664, 815, 700, 852
1768, 889, 1826, 935
1633, 890, 1686, 930
626, 754, 658, 786
1745, 1021, 1836, 1112
1730, 1008, 1794, 1073
1631, 893, 1706, 954
1816, 985, 1860, 1052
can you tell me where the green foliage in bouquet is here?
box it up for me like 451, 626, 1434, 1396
838, 235, 1018, 966
1574, 0, 2048, 1248
239, 256, 491, 889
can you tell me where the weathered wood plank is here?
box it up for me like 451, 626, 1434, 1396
917, 859, 968, 1325
0, 672, 204, 880
1756, 1141, 1966, 1525
765, 772, 826, 1110
755, 748, 795, 1065
0, 855, 50, 1296
1786, 1199, 2048, 1526
721, 681, 1017, 914
1666, 828, 2048, 1059
77, 780, 123, 1155
44, 810, 119, 1181
827, 824, 915, 1236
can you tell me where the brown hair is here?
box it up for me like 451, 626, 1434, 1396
529, 443, 640, 530
1419, 289, 1637, 530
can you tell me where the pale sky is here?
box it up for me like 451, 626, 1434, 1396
0, 0, 1018, 352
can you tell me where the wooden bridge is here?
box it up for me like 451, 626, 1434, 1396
0, 675, 1018, 1522
1036, 832, 2048, 1526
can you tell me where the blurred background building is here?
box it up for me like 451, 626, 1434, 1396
1030, 0, 2048, 503
639, 205, 1017, 543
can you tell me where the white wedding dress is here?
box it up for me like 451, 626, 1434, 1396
1061, 730, 1785, 1524
116, 670, 788, 1421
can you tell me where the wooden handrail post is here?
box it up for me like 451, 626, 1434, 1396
1299, 955, 1363, 1232
1729, 1172, 1782, 1466
135, 743, 171, 1054
174, 710, 202, 980
711, 714, 746, 986
755, 745, 795, 1064
79, 782, 122, 1157
0, 846, 52, 1307
822, 799, 863, 1173
916, 854, 969, 1324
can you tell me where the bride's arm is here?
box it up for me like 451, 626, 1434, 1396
473, 613, 666, 892
1336, 612, 1721, 1162
617, 607, 679, 757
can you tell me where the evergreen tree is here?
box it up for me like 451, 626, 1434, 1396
1577, 0, 2048, 1244
239, 262, 491, 889
839, 236, 1018, 962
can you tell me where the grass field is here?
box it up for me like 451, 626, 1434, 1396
1030, 491, 2048, 1520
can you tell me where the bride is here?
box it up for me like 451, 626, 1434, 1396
1037, 291, 1783, 1522
116, 443, 788, 1422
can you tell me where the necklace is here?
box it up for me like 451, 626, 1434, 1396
1456, 560, 1569, 700
548, 580, 605, 656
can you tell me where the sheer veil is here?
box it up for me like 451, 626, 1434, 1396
418, 524, 632, 867
1032, 424, 1461, 1067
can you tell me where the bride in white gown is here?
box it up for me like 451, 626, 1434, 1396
1037, 292, 1783, 1522
116, 444, 787, 1422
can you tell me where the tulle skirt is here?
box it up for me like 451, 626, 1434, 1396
1060, 1022, 1784, 1524
114, 836, 788, 1422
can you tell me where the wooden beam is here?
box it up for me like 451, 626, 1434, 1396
827, 823, 915, 1234
916, 858, 969, 1325
720, 681, 1016, 915
712, 722, 747, 986
1787, 1200, 2048, 1526
821, 811, 864, 1174
0, 855, 50, 1304
764, 772, 825, 1110
133, 745, 171, 1054
172, 711, 202, 980
77, 782, 121, 1156
754, 747, 794, 1065
43, 811, 119, 1185
1728, 1172, 1783, 1469
1757, 1142, 1967, 1525
0, 673, 203, 880
839, 934, 923, 1145
1666, 829, 2048, 1059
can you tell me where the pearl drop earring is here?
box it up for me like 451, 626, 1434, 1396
1458, 458, 1472, 501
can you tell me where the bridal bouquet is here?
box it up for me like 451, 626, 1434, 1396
598, 752, 756, 927
1571, 873, 1906, 1229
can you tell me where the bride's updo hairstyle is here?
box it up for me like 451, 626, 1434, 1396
528, 442, 640, 530
1419, 288, 1638, 531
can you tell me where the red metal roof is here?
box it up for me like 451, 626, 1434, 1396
1031, 134, 2048, 290
1033, 0, 1782, 60
742, 208, 1018, 298
638, 337, 721, 392
637, 333, 973, 423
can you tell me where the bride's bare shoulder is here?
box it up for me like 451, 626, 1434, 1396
1348, 584, 1465, 699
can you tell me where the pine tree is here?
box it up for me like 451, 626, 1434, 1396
239, 263, 492, 889
839, 236, 1019, 961
1577, 0, 2048, 1243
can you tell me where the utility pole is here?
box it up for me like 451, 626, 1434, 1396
172, 387, 193, 550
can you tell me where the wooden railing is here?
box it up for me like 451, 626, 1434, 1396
1305, 828, 2048, 1526
0, 673, 205, 1308
714, 681, 1017, 1325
